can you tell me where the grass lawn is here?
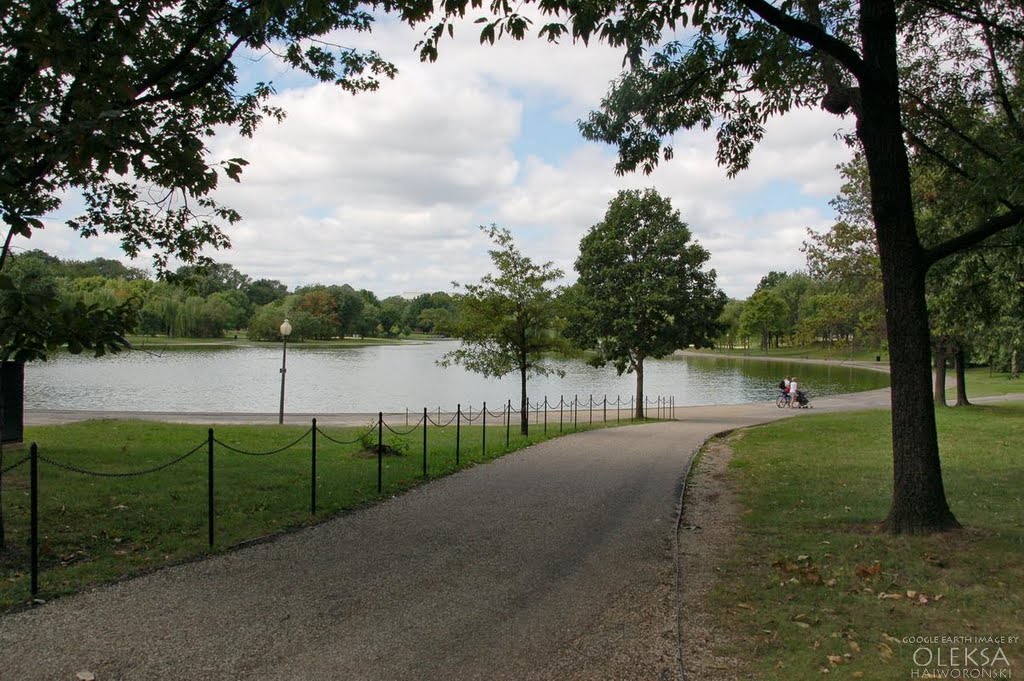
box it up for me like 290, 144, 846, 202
688, 344, 888, 362
707, 404, 1023, 679
947, 367, 1024, 399
0, 413, 642, 611
125, 334, 409, 349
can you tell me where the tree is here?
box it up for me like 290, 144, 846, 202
740, 290, 789, 352
408, 0, 1024, 532
569, 189, 725, 418
717, 299, 746, 348
440, 225, 566, 435
1, 0, 399, 364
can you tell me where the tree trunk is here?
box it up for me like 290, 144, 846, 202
933, 344, 947, 407
1011, 349, 1019, 380
858, 0, 959, 534
634, 358, 645, 419
954, 347, 971, 406
519, 365, 529, 436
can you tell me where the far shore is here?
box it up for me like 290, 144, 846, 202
675, 348, 892, 374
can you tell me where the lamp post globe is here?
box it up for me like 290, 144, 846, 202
278, 319, 292, 424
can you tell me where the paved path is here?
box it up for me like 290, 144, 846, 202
2, 389, 891, 680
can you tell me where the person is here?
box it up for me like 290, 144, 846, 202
788, 377, 799, 408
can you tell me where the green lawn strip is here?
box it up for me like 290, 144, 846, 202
688, 344, 887, 362
0, 415, 646, 611
125, 334, 408, 349
710, 405, 1023, 680
945, 367, 1024, 399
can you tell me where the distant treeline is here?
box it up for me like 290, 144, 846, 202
3, 250, 456, 340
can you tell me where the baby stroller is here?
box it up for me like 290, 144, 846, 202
792, 390, 811, 408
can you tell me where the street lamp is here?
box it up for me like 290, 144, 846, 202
278, 318, 292, 424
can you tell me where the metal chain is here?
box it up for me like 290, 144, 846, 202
37, 440, 207, 478
315, 421, 378, 446
2, 455, 30, 474
214, 428, 312, 456
426, 412, 458, 428
383, 416, 423, 436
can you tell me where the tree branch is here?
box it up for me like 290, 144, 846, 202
924, 206, 1024, 266
981, 23, 1024, 142
736, 0, 867, 81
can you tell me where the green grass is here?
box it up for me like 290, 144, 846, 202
125, 334, 408, 349
946, 367, 1024, 399
0, 413, 645, 611
690, 344, 887, 362
707, 405, 1023, 679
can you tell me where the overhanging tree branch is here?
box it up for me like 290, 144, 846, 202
736, 0, 867, 80
924, 206, 1024, 266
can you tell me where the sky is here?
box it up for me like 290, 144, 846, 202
21, 14, 856, 300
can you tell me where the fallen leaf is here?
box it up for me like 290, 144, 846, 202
827, 654, 844, 666
736, 603, 755, 611
878, 592, 903, 600
849, 641, 862, 653
794, 621, 812, 629
906, 590, 918, 598
853, 672, 865, 678
882, 633, 902, 644
855, 563, 882, 578
879, 643, 894, 661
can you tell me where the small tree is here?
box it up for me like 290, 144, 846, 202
569, 189, 726, 418
440, 225, 566, 435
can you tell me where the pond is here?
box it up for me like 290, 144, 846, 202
23, 341, 889, 414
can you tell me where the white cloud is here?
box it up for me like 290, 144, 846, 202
18, 14, 853, 301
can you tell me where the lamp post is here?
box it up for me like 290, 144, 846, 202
278, 318, 292, 424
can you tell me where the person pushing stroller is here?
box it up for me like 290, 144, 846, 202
788, 377, 810, 408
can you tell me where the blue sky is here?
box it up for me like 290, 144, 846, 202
19, 15, 854, 300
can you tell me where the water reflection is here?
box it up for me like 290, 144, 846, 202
24, 342, 889, 413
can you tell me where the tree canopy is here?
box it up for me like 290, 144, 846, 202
569, 189, 724, 418
408, 0, 1024, 534
440, 225, 566, 435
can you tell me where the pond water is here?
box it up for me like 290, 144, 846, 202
23, 341, 889, 413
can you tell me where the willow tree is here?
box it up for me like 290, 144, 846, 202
440, 225, 566, 435
408, 0, 1024, 534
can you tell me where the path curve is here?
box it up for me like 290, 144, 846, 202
2, 389, 891, 680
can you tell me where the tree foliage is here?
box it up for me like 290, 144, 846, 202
569, 189, 725, 418
407, 0, 1024, 533
440, 225, 566, 435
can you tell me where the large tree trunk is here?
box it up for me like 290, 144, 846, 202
519, 365, 529, 436
634, 358, 645, 419
1011, 349, 1019, 380
933, 344, 947, 407
954, 347, 971, 406
858, 0, 959, 534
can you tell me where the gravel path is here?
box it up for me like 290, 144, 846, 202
2, 391, 892, 680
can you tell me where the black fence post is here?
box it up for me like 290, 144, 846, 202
505, 400, 511, 448
482, 401, 487, 457
207, 428, 214, 548
616, 396, 621, 423
456, 404, 461, 466
559, 395, 564, 432
377, 412, 383, 495
311, 418, 317, 515
30, 442, 38, 597
603, 395, 607, 423
589, 394, 594, 426
573, 394, 578, 430
543, 397, 548, 435
422, 407, 428, 478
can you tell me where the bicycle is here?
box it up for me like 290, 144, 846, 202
776, 392, 791, 408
